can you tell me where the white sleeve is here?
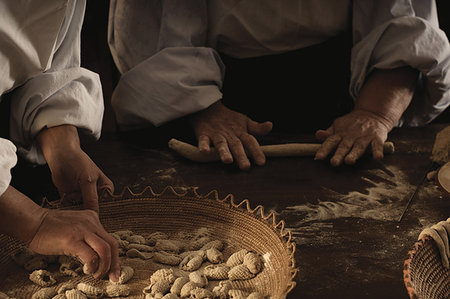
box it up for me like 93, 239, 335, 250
0, 138, 17, 197
351, 0, 450, 126
108, 0, 224, 129
8, 0, 104, 165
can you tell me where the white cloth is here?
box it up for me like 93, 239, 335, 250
108, 0, 450, 129
0, 0, 104, 195
0, 139, 17, 196
418, 218, 450, 268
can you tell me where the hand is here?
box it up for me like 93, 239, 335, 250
190, 101, 273, 170
0, 186, 120, 281
29, 208, 121, 280
314, 109, 390, 166
37, 125, 114, 212
315, 67, 418, 166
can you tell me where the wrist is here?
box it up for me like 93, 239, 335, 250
0, 186, 48, 244
356, 67, 418, 128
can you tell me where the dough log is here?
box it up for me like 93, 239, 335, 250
168, 138, 395, 163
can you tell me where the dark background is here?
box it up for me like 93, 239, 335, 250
81, 1, 450, 134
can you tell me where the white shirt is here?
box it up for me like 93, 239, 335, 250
0, 0, 104, 196
108, 0, 450, 129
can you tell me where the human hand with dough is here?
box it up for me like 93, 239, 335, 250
315, 67, 418, 166
37, 125, 114, 213
0, 186, 121, 281
190, 101, 273, 170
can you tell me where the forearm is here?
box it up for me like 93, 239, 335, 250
0, 186, 47, 243
37, 125, 80, 162
355, 67, 419, 129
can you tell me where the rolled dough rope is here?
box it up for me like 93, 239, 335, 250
168, 138, 395, 163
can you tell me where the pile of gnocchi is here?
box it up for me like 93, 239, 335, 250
1, 228, 266, 299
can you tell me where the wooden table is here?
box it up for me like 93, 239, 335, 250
13, 123, 450, 299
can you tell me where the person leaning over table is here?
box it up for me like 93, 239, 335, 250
0, 0, 120, 281
108, 0, 450, 170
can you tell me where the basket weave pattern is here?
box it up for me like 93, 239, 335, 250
404, 236, 450, 299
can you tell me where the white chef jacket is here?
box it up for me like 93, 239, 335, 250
0, 0, 104, 196
108, 0, 450, 129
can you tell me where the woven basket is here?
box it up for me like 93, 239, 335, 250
0, 186, 297, 298
404, 236, 450, 299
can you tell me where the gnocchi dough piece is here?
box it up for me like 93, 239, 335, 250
179, 282, 199, 298
150, 268, 177, 284
29, 270, 56, 287
113, 230, 133, 239
161, 293, 180, 299
188, 271, 208, 287
189, 288, 213, 299
200, 240, 224, 251
155, 240, 183, 253
153, 251, 182, 265
243, 252, 262, 274
226, 249, 248, 268
57, 281, 77, 294
228, 264, 255, 281
76, 283, 104, 298
65, 289, 87, 299
205, 248, 223, 264
126, 248, 153, 260
203, 264, 230, 280
31, 287, 57, 299
126, 235, 146, 244
105, 284, 131, 297
170, 276, 189, 296
143, 281, 170, 296
212, 281, 232, 299
179, 254, 204, 271
188, 237, 212, 251
144, 293, 163, 299
111, 265, 135, 284
59, 256, 83, 277
247, 292, 264, 299
179, 250, 205, 260
51, 294, 66, 299
128, 243, 154, 252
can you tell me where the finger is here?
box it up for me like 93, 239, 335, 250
80, 177, 99, 213
371, 139, 385, 160
344, 138, 371, 165
70, 241, 100, 275
315, 134, 341, 160
227, 137, 251, 170
84, 232, 112, 279
197, 135, 211, 154
97, 231, 120, 282
247, 120, 273, 136
330, 139, 354, 167
241, 133, 266, 166
315, 127, 334, 142
211, 136, 233, 164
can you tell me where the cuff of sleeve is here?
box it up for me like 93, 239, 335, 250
350, 16, 450, 126
0, 138, 17, 196
111, 47, 225, 128
9, 67, 104, 164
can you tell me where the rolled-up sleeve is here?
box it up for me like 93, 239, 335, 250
108, 0, 225, 128
8, 0, 104, 165
0, 138, 17, 196
351, 0, 450, 126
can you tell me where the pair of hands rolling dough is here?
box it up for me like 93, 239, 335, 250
0, 125, 120, 282
190, 67, 418, 170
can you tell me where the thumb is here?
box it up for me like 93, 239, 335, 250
247, 120, 273, 136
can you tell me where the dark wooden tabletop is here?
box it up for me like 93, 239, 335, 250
43, 123, 441, 299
